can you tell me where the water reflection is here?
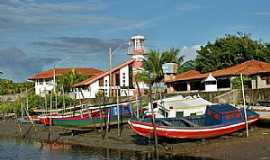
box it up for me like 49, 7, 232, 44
0, 138, 218, 160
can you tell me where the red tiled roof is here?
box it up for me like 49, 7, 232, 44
172, 70, 202, 81
168, 60, 270, 82
73, 59, 135, 87
211, 60, 270, 77
29, 67, 104, 80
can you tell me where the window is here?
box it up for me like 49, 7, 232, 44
99, 79, 104, 86
262, 76, 270, 85
153, 102, 157, 109
176, 112, 184, 118
205, 81, 217, 85
115, 73, 120, 86
190, 113, 197, 116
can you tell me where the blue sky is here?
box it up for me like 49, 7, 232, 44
1, 0, 270, 81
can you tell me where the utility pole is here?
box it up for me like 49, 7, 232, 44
109, 48, 112, 97
53, 65, 56, 94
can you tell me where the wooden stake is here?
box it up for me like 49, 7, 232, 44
105, 106, 110, 138
149, 85, 158, 157
240, 73, 249, 137
62, 85, 65, 114
117, 87, 120, 136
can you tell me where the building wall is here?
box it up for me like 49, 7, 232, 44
35, 79, 54, 96
257, 75, 270, 89
90, 80, 100, 98
75, 80, 100, 99
120, 65, 129, 87
205, 83, 217, 92
104, 75, 110, 96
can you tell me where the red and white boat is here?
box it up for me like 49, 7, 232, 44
128, 104, 259, 139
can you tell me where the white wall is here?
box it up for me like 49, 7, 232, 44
34, 79, 54, 96
120, 65, 129, 87
104, 76, 110, 97
74, 80, 100, 99
168, 107, 206, 117
90, 80, 100, 98
257, 75, 270, 89
205, 82, 217, 92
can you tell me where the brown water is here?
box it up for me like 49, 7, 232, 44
0, 138, 219, 160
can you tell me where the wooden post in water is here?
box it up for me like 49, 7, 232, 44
240, 73, 249, 137
26, 88, 29, 112
45, 94, 48, 114
49, 91, 53, 141
149, 84, 159, 158
55, 91, 58, 110
105, 106, 110, 138
136, 95, 139, 119
62, 85, 65, 114
117, 87, 120, 136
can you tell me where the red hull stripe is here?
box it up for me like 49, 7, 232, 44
128, 117, 259, 139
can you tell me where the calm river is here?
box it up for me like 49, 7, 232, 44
0, 138, 216, 160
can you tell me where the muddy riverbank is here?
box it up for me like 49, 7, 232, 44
1, 120, 270, 160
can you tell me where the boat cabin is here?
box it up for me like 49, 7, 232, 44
145, 95, 212, 118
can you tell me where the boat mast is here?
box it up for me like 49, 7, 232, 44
240, 73, 249, 137
62, 85, 65, 114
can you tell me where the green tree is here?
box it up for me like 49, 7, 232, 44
0, 79, 33, 95
136, 48, 184, 87
177, 60, 196, 73
161, 48, 184, 65
195, 33, 270, 72
57, 69, 88, 92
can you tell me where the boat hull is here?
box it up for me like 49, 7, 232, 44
128, 116, 259, 139
53, 116, 130, 128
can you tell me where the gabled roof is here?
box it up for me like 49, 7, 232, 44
211, 60, 270, 77
173, 70, 202, 81
168, 60, 270, 82
29, 67, 104, 80
73, 59, 135, 87
205, 73, 216, 81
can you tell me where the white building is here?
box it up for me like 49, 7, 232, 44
205, 73, 217, 92
29, 68, 104, 97
73, 35, 148, 99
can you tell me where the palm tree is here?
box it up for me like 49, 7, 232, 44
135, 48, 183, 151
161, 48, 184, 65
57, 70, 87, 93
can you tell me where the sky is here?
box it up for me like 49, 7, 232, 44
1, 0, 270, 81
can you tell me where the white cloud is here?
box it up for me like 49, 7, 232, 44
0, 0, 154, 33
181, 44, 201, 61
255, 12, 270, 16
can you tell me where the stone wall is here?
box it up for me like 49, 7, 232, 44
212, 88, 270, 105
0, 94, 21, 102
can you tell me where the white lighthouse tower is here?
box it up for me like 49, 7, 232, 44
130, 35, 145, 72
129, 35, 147, 95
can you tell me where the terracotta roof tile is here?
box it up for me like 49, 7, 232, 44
29, 67, 104, 80
169, 60, 270, 82
73, 59, 135, 87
